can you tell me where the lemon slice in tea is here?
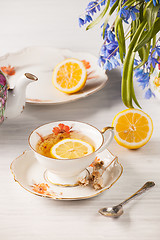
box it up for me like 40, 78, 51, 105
50, 138, 94, 159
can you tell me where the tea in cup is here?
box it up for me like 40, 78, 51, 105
28, 121, 114, 186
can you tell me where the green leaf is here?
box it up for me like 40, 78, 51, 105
139, 2, 144, 22
102, 0, 119, 38
152, 34, 156, 48
122, 48, 133, 108
127, 52, 135, 108
151, 18, 160, 37
134, 44, 149, 69
122, 51, 141, 108
134, 6, 160, 52
131, 20, 136, 41
115, 17, 125, 63
132, 81, 142, 109
130, 21, 147, 51
123, 0, 142, 8
138, 47, 144, 61
134, 19, 160, 51
86, 0, 110, 30
122, 21, 146, 108
146, 3, 160, 29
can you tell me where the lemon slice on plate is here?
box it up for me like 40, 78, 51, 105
52, 58, 87, 94
112, 109, 153, 149
50, 138, 94, 159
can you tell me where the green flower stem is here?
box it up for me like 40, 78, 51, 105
132, 74, 142, 109
152, 35, 157, 48
122, 21, 147, 108
102, 0, 119, 38
86, 0, 111, 30
115, 17, 126, 63
135, 5, 160, 52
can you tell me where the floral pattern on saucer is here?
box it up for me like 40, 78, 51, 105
10, 149, 123, 200
31, 183, 62, 198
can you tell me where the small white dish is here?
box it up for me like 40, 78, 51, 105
10, 149, 123, 200
0, 46, 108, 104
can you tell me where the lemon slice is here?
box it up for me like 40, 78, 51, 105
52, 58, 87, 94
50, 138, 94, 159
112, 109, 153, 149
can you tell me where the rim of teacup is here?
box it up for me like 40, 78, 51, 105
28, 120, 104, 161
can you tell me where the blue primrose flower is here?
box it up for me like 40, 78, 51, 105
106, 41, 119, 53
135, 70, 150, 89
145, 88, 155, 99
119, 6, 139, 23
147, 55, 159, 68
116, 51, 120, 59
134, 59, 139, 66
86, 1, 98, 15
98, 56, 106, 67
130, 7, 139, 21
110, 56, 120, 68
99, 0, 106, 6
145, 0, 159, 6
119, 6, 129, 20
100, 44, 108, 57
110, 0, 117, 7
155, 46, 160, 56
152, 0, 157, 6
84, 14, 93, 23
108, 30, 115, 42
99, 42, 120, 70
101, 23, 110, 40
99, 46, 120, 70
137, 77, 149, 89
79, 18, 85, 27
104, 59, 113, 70
134, 68, 144, 78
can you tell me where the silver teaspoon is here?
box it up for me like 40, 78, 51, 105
99, 181, 155, 218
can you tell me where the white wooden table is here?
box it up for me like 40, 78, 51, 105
0, 1, 160, 239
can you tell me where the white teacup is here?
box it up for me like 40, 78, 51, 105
28, 121, 114, 186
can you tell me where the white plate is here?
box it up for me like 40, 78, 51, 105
10, 149, 123, 200
0, 46, 108, 104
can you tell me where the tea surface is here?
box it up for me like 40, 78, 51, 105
36, 131, 95, 158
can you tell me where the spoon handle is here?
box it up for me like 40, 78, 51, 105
120, 181, 155, 206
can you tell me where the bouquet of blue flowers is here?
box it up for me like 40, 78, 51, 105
79, 0, 160, 108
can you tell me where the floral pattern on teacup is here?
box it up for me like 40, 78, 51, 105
52, 123, 72, 135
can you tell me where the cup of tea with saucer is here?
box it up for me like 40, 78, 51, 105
28, 121, 114, 187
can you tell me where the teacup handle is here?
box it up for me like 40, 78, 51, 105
97, 126, 114, 154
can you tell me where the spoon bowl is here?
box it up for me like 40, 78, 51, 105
99, 205, 123, 218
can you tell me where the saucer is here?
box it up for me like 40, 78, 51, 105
44, 169, 89, 187
0, 46, 108, 104
10, 149, 123, 200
